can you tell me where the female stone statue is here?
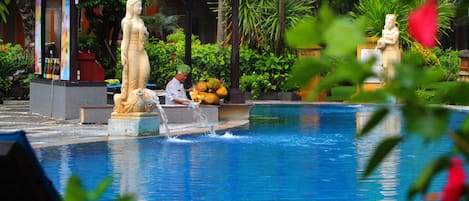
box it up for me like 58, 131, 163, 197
376, 14, 401, 84
113, 0, 154, 113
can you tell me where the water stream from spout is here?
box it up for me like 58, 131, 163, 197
145, 89, 171, 137
188, 102, 208, 125
188, 102, 217, 136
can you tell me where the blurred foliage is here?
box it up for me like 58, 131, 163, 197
64, 174, 134, 201
286, 3, 469, 200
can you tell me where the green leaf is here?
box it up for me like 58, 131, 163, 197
323, 17, 366, 57
362, 136, 403, 178
448, 131, 469, 159
358, 107, 390, 137
317, 3, 335, 31
349, 90, 392, 103
462, 116, 469, 133
64, 175, 87, 201
286, 57, 331, 88
116, 194, 136, 201
285, 18, 320, 49
439, 82, 469, 105
421, 67, 445, 86
403, 106, 450, 140
407, 156, 450, 200
88, 176, 113, 200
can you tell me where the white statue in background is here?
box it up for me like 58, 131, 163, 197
113, 0, 155, 114
376, 14, 401, 84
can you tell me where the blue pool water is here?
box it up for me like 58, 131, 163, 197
36, 104, 466, 200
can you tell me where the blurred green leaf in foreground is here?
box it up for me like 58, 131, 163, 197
286, 1, 469, 200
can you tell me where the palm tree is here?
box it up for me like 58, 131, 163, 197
275, 0, 285, 57
216, 0, 226, 43
0, 0, 11, 23
142, 13, 180, 41
219, 0, 315, 53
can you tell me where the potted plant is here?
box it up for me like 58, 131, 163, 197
78, 32, 98, 58
77, 32, 104, 81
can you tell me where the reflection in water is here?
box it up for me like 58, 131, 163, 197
59, 145, 71, 189
300, 109, 320, 134
356, 108, 401, 201
109, 141, 143, 200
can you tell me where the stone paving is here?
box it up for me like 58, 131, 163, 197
0, 100, 248, 148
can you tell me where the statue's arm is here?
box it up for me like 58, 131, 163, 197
382, 29, 400, 45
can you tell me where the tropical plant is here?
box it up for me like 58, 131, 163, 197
287, 2, 469, 200
142, 13, 180, 40
432, 47, 462, 81
78, 32, 99, 53
315, 0, 358, 14
217, 0, 315, 52
0, 0, 10, 23
0, 40, 33, 98
349, 0, 455, 48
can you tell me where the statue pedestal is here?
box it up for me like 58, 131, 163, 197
108, 112, 160, 137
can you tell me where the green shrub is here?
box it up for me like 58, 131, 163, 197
0, 40, 33, 95
140, 30, 298, 94
146, 38, 182, 88
409, 43, 440, 67
240, 73, 272, 99
432, 47, 462, 81
191, 42, 231, 84
239, 51, 298, 99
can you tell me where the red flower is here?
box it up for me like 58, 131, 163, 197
1, 46, 7, 52
408, 0, 438, 48
170, 54, 176, 63
441, 157, 466, 201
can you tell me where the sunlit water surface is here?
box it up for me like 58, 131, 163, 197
36, 104, 467, 200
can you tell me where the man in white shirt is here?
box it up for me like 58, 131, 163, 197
165, 64, 190, 105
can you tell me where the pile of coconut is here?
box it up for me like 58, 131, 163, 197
191, 78, 228, 104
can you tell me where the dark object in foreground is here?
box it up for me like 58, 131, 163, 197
0, 130, 61, 201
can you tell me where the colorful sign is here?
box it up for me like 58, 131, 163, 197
34, 0, 42, 75
60, 0, 71, 80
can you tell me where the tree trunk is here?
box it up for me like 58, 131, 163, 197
18, 0, 34, 57
275, 0, 285, 57
216, 0, 226, 44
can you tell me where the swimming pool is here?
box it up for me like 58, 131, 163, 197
36, 104, 465, 200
